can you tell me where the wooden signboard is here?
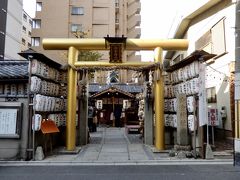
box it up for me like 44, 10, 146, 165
40, 120, 59, 134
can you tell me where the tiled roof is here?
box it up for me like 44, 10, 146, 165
90, 86, 135, 98
19, 48, 63, 69
0, 60, 29, 81
89, 83, 143, 93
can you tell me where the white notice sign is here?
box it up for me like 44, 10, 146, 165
199, 63, 208, 126
0, 109, 18, 135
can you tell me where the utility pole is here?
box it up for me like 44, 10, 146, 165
235, 0, 240, 166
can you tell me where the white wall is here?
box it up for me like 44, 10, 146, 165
186, 4, 235, 130
4, 0, 23, 59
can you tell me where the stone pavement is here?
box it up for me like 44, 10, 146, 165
42, 127, 153, 162
38, 127, 233, 164
0, 127, 234, 165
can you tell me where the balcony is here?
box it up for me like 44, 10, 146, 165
127, 14, 141, 30
127, 0, 141, 17
127, 27, 141, 38
127, 0, 139, 6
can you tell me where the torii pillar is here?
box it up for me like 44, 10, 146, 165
154, 47, 164, 150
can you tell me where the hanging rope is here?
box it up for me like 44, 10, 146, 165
65, 62, 161, 72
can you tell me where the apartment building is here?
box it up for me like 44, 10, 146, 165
31, 0, 141, 82
21, 10, 32, 52
0, 0, 23, 60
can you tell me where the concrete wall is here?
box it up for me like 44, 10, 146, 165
0, 98, 29, 160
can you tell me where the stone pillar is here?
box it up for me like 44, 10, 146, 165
144, 82, 154, 145
143, 70, 153, 146
176, 94, 188, 145
79, 85, 88, 145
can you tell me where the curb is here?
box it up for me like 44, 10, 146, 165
0, 159, 234, 166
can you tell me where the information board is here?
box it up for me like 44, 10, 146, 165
0, 109, 17, 135
0, 102, 22, 138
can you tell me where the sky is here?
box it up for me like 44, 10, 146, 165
23, 0, 192, 61
23, 0, 36, 18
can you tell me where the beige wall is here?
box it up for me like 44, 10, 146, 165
32, 0, 69, 63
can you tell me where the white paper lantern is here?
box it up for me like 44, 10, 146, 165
32, 114, 42, 131
10, 84, 17, 95
173, 115, 177, 128
194, 61, 199, 75
188, 115, 195, 131
187, 96, 195, 112
17, 84, 25, 95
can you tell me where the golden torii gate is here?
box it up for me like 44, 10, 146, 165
43, 38, 188, 151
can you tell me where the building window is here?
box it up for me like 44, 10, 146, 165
207, 87, 217, 103
22, 26, 26, 33
28, 43, 31, 48
29, 19, 32, 26
28, 31, 31, 37
31, 37, 40, 46
22, 38, 26, 45
23, 13, 27, 21
71, 7, 84, 15
33, 19, 41, 29
36, 2, 42, 11
71, 24, 83, 32
115, 0, 119, 7
195, 18, 226, 58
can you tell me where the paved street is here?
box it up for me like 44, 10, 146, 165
0, 164, 239, 180
0, 127, 237, 180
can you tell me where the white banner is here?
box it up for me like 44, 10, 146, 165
199, 63, 208, 126
235, 73, 240, 99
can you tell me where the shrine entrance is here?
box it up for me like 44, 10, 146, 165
42, 37, 188, 151
90, 86, 136, 127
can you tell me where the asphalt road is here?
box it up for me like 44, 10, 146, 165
0, 164, 240, 180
